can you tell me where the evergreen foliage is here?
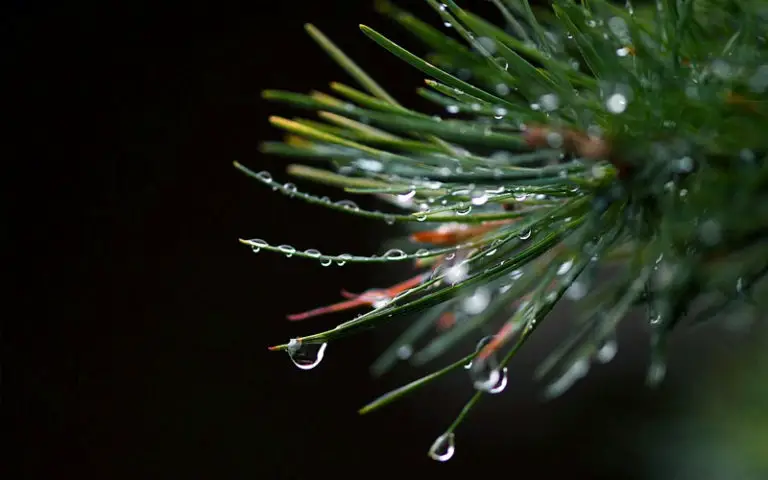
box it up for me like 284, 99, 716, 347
238, 0, 768, 461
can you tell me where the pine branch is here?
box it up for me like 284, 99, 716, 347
239, 0, 768, 462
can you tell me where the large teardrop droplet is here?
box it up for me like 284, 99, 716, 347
286, 338, 327, 371
428, 432, 455, 462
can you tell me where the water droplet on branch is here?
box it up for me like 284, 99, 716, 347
428, 433, 455, 462
286, 339, 328, 371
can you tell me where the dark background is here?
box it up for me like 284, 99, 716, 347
7, 1, 753, 478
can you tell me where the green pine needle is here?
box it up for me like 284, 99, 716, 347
241, 0, 768, 462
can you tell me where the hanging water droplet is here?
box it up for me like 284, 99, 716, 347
249, 238, 268, 253
320, 257, 332, 267
397, 190, 416, 202
489, 367, 508, 394
462, 287, 491, 314
565, 281, 587, 300
415, 212, 427, 222
519, 228, 532, 240
493, 107, 507, 119
545, 358, 590, 399
384, 214, 396, 225
470, 356, 502, 392
595, 336, 618, 363
304, 249, 322, 259
646, 359, 666, 387
277, 244, 296, 258
557, 258, 574, 275
445, 262, 469, 284
383, 249, 407, 260
465, 335, 494, 369
428, 433, 455, 462
470, 189, 489, 206
286, 338, 328, 371
335, 253, 352, 266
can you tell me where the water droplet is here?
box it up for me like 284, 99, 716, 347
355, 158, 383, 172
748, 64, 768, 93
282, 183, 298, 195
286, 338, 327, 371
565, 281, 587, 300
470, 356, 502, 392
606, 93, 627, 113
519, 229, 532, 240
608, 16, 629, 41
277, 244, 296, 258
495, 57, 509, 70
698, 219, 722, 246
464, 336, 493, 369
369, 291, 391, 309
428, 433, 455, 462
443, 21, 453, 28
595, 336, 618, 363
476, 36, 496, 55
320, 257, 332, 267
304, 249, 322, 258
509, 269, 523, 281
256, 171, 272, 182
415, 248, 430, 258
493, 107, 507, 119
335, 200, 359, 211
396, 344, 413, 360
557, 258, 574, 275
710, 59, 732, 79
546, 131, 564, 148
445, 262, 469, 284
646, 359, 666, 387
495, 83, 511, 96
248, 238, 268, 253
488, 367, 508, 394
616, 47, 631, 57
455, 204, 472, 215
539, 93, 560, 111
335, 253, 352, 266
383, 249, 407, 260
462, 287, 491, 314
397, 190, 416, 202
470, 189, 489, 206
545, 358, 590, 399
384, 214, 396, 225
